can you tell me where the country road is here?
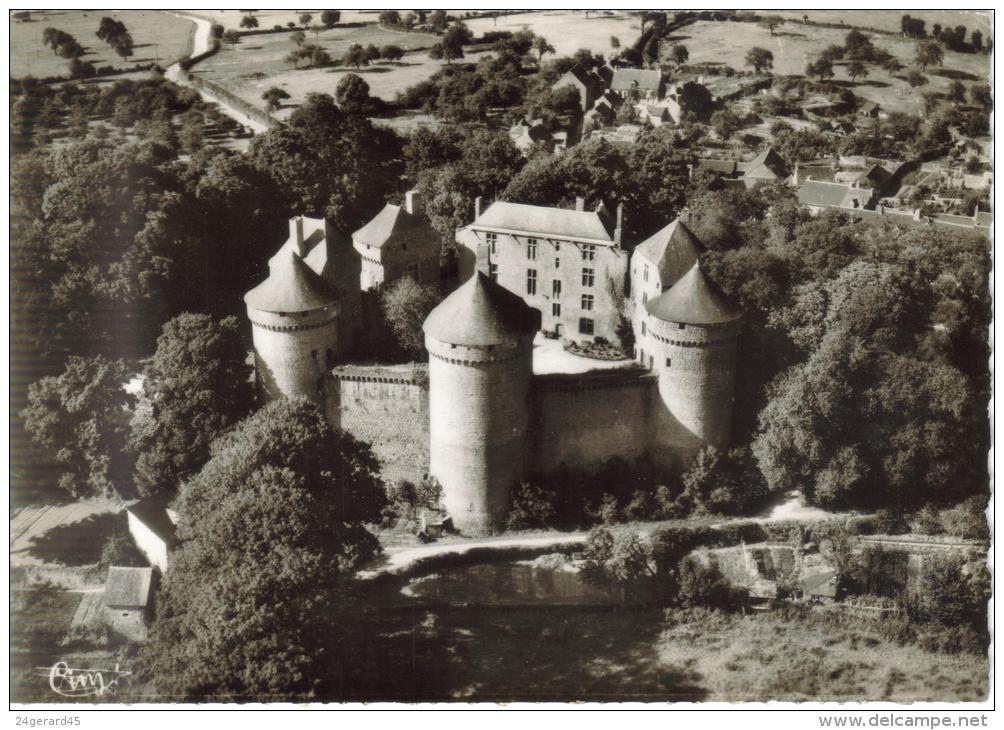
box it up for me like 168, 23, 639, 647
163, 11, 272, 135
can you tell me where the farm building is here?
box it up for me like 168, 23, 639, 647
103, 566, 154, 642
125, 496, 178, 574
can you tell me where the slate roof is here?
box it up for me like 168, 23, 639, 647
126, 497, 178, 546
645, 262, 742, 325
424, 271, 539, 346
740, 147, 789, 179
104, 566, 153, 608
470, 201, 615, 244
352, 204, 434, 250
610, 68, 662, 93
244, 248, 338, 312
801, 569, 838, 597
797, 180, 873, 209
855, 164, 891, 188
696, 158, 739, 176
633, 218, 703, 289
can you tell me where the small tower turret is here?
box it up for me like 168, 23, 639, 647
641, 261, 742, 469
423, 272, 539, 534
244, 248, 339, 402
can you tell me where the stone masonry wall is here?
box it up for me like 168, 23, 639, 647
529, 369, 658, 474
325, 365, 429, 485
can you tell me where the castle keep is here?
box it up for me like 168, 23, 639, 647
245, 199, 742, 534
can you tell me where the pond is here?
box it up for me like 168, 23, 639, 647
403, 554, 620, 607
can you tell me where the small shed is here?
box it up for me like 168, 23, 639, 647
103, 566, 154, 641
126, 496, 178, 573
419, 509, 454, 539
800, 569, 838, 604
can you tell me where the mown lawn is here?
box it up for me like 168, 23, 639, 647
10, 10, 194, 78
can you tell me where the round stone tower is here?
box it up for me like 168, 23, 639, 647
641, 261, 742, 469
244, 248, 340, 402
423, 271, 539, 534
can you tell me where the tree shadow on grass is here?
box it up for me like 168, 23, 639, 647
24, 511, 123, 567
333, 604, 708, 702
330, 66, 393, 74
930, 68, 980, 82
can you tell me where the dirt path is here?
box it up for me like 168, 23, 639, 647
162, 11, 273, 135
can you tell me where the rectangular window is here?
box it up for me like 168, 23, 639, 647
582, 244, 596, 261
527, 238, 537, 260
552, 279, 562, 297
551, 301, 561, 317
678, 322, 686, 330
486, 231, 497, 250
407, 263, 419, 279
581, 294, 594, 311
582, 268, 595, 287
643, 264, 649, 283
641, 321, 646, 335
553, 241, 561, 252
666, 357, 672, 367
579, 317, 595, 335
526, 268, 537, 295
642, 292, 648, 305
489, 263, 498, 281
555, 257, 560, 268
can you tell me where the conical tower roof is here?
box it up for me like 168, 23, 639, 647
423, 271, 539, 347
645, 261, 742, 325
244, 249, 337, 313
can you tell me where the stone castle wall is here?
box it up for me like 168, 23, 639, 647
325, 365, 430, 486
529, 369, 658, 474
248, 304, 339, 402
642, 316, 742, 469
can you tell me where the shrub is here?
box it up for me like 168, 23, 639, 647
506, 480, 557, 530
677, 557, 747, 610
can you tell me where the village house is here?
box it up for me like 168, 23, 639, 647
797, 179, 876, 212
103, 566, 154, 642
125, 496, 177, 574
588, 123, 643, 146
551, 63, 604, 112
352, 190, 441, 291
455, 197, 628, 343
509, 116, 553, 155
610, 67, 663, 102
694, 146, 791, 188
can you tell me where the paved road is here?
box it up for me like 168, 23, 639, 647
163, 11, 272, 135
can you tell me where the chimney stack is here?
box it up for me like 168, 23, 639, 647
474, 196, 483, 221
290, 216, 306, 256
614, 203, 625, 248
405, 189, 421, 216
575, 196, 586, 212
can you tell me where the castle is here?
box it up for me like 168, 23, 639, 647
244, 193, 743, 534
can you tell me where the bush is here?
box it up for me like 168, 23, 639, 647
677, 557, 747, 610
506, 480, 557, 530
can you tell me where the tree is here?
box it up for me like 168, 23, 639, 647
381, 277, 443, 358
610, 35, 620, 50
914, 40, 944, 69
129, 314, 254, 498
711, 109, 743, 140
380, 44, 405, 62
881, 56, 904, 73
378, 10, 401, 27
580, 527, 657, 592
210, 22, 224, 39
364, 43, 381, 63
335, 73, 372, 114
344, 43, 369, 69
947, 80, 967, 104
533, 35, 555, 63
22, 356, 135, 499
759, 15, 784, 36
320, 10, 340, 28
70, 58, 97, 79
969, 83, 992, 110
139, 398, 385, 700
971, 29, 983, 51
222, 29, 240, 47
671, 43, 689, 65
239, 14, 258, 29
846, 60, 868, 82
298, 12, 312, 26
429, 10, 448, 33
907, 69, 929, 87
289, 30, 306, 46
805, 58, 834, 80
678, 446, 771, 515
677, 558, 746, 610
745, 46, 774, 74
254, 90, 287, 120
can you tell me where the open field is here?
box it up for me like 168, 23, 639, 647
179, 9, 381, 31
755, 10, 992, 37
465, 10, 639, 58
666, 20, 991, 115
194, 23, 469, 116
10, 10, 194, 78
